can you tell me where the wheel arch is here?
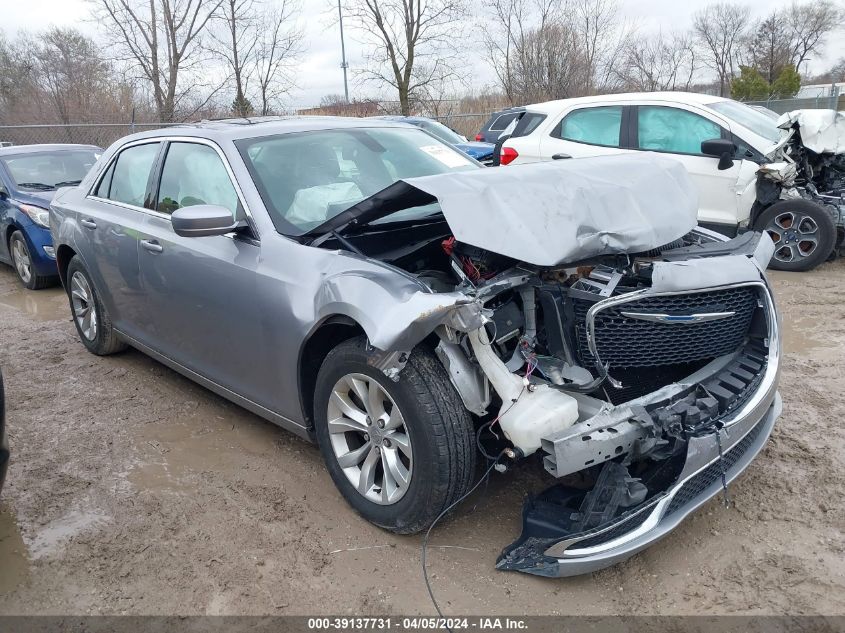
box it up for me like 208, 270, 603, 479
55, 244, 77, 288
297, 315, 367, 429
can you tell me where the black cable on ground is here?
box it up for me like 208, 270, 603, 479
421, 451, 507, 632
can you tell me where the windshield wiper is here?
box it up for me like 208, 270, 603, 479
53, 180, 82, 188
16, 182, 54, 191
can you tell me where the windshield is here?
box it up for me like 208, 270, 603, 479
2, 149, 100, 190
418, 120, 466, 145
236, 127, 477, 236
707, 100, 782, 144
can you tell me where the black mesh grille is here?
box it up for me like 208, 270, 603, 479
574, 286, 759, 368
665, 419, 766, 516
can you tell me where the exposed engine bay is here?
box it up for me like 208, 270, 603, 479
757, 110, 845, 252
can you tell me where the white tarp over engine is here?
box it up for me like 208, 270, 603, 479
777, 109, 845, 155
404, 153, 699, 267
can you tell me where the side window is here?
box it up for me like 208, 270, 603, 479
555, 106, 622, 147
96, 142, 159, 206
156, 142, 239, 217
637, 106, 722, 155
93, 161, 116, 198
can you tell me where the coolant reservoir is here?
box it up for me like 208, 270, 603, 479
468, 330, 579, 455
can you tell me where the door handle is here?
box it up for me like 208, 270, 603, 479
141, 239, 163, 253
80, 218, 97, 229
552, 153, 572, 160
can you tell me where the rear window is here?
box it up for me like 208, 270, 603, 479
489, 113, 518, 131
511, 112, 547, 138
236, 127, 477, 236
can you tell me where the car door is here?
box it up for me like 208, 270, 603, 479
81, 140, 161, 338
630, 104, 744, 229
536, 105, 629, 162
135, 139, 272, 407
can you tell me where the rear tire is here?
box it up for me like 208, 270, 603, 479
65, 255, 127, 355
9, 231, 54, 290
313, 337, 476, 534
754, 199, 836, 272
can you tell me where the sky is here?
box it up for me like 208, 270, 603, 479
2, 0, 844, 109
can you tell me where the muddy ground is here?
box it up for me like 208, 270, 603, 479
0, 261, 843, 616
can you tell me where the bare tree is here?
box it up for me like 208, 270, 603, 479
621, 31, 698, 92
482, 0, 626, 104
344, 0, 466, 116
208, 0, 260, 115
206, 0, 301, 116
35, 28, 113, 124
571, 0, 627, 93
746, 12, 792, 84
786, 0, 841, 73
253, 0, 303, 115
91, 0, 223, 122
692, 2, 750, 97
482, 0, 559, 104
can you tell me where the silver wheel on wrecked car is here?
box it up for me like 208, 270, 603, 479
70, 270, 98, 341
327, 373, 413, 505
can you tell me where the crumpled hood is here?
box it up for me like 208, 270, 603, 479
777, 109, 845, 155
405, 153, 699, 266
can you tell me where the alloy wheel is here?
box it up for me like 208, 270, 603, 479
11, 238, 32, 284
70, 271, 98, 341
327, 373, 413, 505
766, 211, 820, 264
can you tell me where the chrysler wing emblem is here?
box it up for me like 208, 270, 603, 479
620, 311, 736, 324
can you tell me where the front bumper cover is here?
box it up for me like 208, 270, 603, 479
499, 391, 779, 577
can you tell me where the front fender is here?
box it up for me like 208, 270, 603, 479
314, 265, 482, 352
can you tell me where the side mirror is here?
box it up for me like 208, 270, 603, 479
171, 205, 239, 237
701, 138, 737, 171
0, 184, 8, 199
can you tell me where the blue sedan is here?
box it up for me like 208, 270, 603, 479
372, 116, 496, 164
0, 144, 100, 289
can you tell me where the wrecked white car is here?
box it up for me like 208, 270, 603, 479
50, 119, 781, 577
754, 109, 845, 268
498, 93, 843, 272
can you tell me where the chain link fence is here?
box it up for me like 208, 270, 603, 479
0, 123, 178, 149
745, 93, 843, 114
0, 95, 840, 149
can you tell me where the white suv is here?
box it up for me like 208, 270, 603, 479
498, 92, 843, 271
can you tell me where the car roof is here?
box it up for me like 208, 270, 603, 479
0, 143, 102, 156
114, 116, 416, 145
522, 92, 728, 113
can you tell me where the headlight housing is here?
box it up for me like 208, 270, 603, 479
19, 204, 50, 228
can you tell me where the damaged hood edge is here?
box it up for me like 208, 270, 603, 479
775, 109, 845, 155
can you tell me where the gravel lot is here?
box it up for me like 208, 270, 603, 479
0, 261, 843, 616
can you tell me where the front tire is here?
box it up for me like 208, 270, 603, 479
314, 337, 476, 534
754, 199, 836, 272
9, 231, 54, 290
65, 256, 127, 355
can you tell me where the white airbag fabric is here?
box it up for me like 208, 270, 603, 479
404, 153, 698, 267
777, 109, 845, 155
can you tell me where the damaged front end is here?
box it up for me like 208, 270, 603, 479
756, 110, 845, 255
310, 154, 782, 576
